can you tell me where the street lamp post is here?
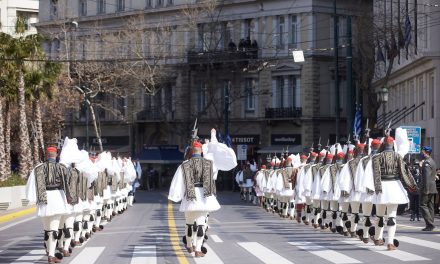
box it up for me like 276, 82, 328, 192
377, 86, 389, 129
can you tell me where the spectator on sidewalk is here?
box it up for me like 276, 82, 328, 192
419, 146, 438, 231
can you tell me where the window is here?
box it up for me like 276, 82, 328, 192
97, 0, 106, 14
245, 78, 256, 111
290, 15, 297, 47
167, 0, 174, 5
79, 0, 87, 16
50, 0, 58, 19
53, 39, 61, 59
197, 81, 207, 112
117, 0, 125, 12
156, 0, 163, 7
274, 76, 284, 107
278, 16, 285, 47
244, 19, 252, 39
145, 0, 152, 8
272, 75, 300, 108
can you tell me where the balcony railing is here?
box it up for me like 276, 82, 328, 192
137, 107, 163, 121
187, 49, 258, 64
265, 107, 302, 119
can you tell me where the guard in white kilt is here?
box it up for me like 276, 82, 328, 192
302, 152, 318, 225
369, 136, 418, 250
168, 128, 237, 258
344, 143, 366, 237
275, 154, 296, 218
321, 146, 344, 233
254, 165, 267, 207
318, 152, 333, 229
311, 150, 327, 228
337, 145, 355, 236
294, 155, 308, 222
356, 139, 381, 243
26, 146, 70, 264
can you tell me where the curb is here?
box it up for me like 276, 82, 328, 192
0, 206, 36, 224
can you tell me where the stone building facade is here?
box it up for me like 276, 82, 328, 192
36, 0, 373, 160
0, 0, 39, 36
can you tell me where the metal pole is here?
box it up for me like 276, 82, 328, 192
224, 81, 230, 136
85, 94, 90, 150
334, 0, 340, 140
346, 16, 353, 137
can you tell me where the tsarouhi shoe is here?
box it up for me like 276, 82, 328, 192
195, 251, 205, 258
48, 256, 61, 263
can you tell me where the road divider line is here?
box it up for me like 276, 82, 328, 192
288, 242, 361, 264
130, 245, 157, 264
210, 235, 223, 243
238, 242, 294, 264
194, 244, 224, 264
12, 249, 46, 263
0, 216, 37, 231
168, 200, 189, 264
0, 206, 36, 224
342, 239, 429, 262
69, 247, 105, 264
397, 236, 440, 250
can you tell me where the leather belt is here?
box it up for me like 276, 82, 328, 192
194, 183, 203, 187
46, 186, 62, 190
381, 175, 399, 181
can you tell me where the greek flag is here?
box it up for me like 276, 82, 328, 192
353, 104, 362, 139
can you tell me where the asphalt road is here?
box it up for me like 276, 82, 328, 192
1, 190, 440, 264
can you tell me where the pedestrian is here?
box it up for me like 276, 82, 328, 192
408, 160, 421, 221
419, 146, 437, 231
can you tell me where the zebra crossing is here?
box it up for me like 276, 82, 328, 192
2, 232, 437, 264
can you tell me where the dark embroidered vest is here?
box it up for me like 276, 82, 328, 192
119, 172, 125, 190
34, 161, 69, 205
348, 158, 361, 191
329, 163, 344, 193
181, 157, 215, 201
66, 167, 81, 205
78, 173, 88, 201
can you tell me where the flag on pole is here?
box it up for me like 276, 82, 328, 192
353, 104, 362, 139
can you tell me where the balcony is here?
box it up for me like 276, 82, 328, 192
265, 107, 302, 119
136, 107, 163, 121
187, 49, 258, 65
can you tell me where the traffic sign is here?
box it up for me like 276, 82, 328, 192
237, 144, 247, 161
399, 126, 421, 154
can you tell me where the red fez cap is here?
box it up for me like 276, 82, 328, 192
311, 152, 318, 157
371, 139, 381, 147
319, 152, 326, 157
300, 155, 308, 159
192, 141, 203, 148
337, 152, 345, 159
270, 161, 275, 166
326, 154, 334, 159
261, 165, 267, 169
348, 150, 354, 155
287, 156, 293, 161
385, 136, 394, 144
357, 143, 366, 149
47, 146, 57, 153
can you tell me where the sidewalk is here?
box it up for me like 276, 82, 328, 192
0, 205, 36, 224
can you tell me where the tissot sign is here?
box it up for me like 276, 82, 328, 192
231, 135, 259, 145
271, 134, 301, 145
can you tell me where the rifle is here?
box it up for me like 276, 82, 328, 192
184, 118, 199, 160
363, 119, 371, 156
343, 134, 351, 163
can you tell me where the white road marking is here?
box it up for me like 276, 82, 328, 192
342, 239, 429, 262
397, 224, 424, 229
238, 242, 294, 264
194, 244, 224, 264
69, 247, 105, 264
12, 249, 46, 263
289, 242, 362, 264
0, 216, 37, 232
210, 235, 223, 243
130, 245, 157, 264
398, 236, 440, 250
